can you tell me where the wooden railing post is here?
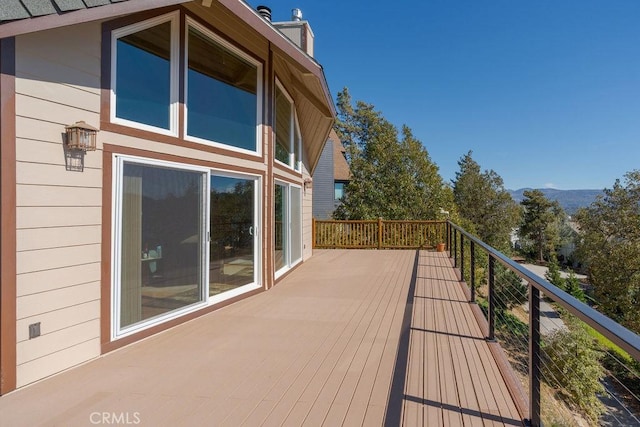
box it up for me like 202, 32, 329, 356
312, 218, 316, 249
377, 217, 383, 250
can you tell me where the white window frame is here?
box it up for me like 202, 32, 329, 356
110, 12, 180, 137
111, 154, 210, 340
184, 18, 263, 157
207, 170, 263, 305
274, 80, 302, 171
274, 181, 303, 278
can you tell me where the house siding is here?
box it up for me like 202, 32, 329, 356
14, 22, 103, 387
3, 4, 332, 392
312, 137, 335, 219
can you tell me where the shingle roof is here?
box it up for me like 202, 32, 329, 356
0, 0, 128, 23
330, 129, 351, 181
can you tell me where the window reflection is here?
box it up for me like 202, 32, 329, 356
187, 27, 257, 151
120, 163, 205, 329
116, 22, 172, 129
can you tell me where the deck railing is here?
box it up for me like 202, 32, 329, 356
312, 218, 447, 249
447, 221, 640, 427
314, 218, 640, 426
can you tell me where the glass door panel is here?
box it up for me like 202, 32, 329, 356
290, 186, 302, 264
209, 175, 256, 296
274, 183, 287, 272
119, 162, 205, 330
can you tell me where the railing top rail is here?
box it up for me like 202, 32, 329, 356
448, 220, 640, 362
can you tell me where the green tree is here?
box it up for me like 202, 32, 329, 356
452, 151, 520, 251
333, 88, 454, 220
545, 258, 565, 291
519, 190, 562, 263
564, 271, 585, 302
544, 321, 605, 424
575, 170, 640, 333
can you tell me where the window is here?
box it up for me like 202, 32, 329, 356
111, 13, 179, 135
275, 182, 302, 277
113, 158, 207, 336
334, 182, 345, 201
186, 21, 261, 153
113, 156, 262, 338
275, 81, 302, 170
110, 14, 262, 153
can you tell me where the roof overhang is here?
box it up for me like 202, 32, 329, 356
0, 0, 191, 39
0, 0, 335, 172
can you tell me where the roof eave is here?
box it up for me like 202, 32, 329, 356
0, 0, 191, 39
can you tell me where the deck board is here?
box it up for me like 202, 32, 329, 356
0, 250, 523, 426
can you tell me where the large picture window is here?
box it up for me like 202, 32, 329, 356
186, 22, 260, 153
110, 14, 262, 153
111, 13, 179, 134
275, 82, 302, 170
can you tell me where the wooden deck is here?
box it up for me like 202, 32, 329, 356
0, 250, 523, 426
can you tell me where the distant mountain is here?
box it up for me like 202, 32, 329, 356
509, 188, 603, 215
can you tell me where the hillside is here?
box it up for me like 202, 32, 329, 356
509, 188, 603, 215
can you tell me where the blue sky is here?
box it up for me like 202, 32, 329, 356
252, 1, 640, 190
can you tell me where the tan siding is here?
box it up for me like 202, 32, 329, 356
17, 263, 101, 297
14, 22, 103, 388
17, 138, 102, 170
17, 244, 101, 275
15, 77, 100, 113
16, 282, 100, 319
18, 225, 101, 251
16, 94, 99, 130
16, 339, 100, 388
17, 319, 100, 364
17, 185, 102, 208
16, 301, 100, 342
17, 162, 101, 187
16, 22, 101, 79
17, 206, 101, 229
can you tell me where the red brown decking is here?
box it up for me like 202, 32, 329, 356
0, 250, 523, 426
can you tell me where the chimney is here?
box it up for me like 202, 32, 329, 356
273, 8, 315, 57
256, 5, 271, 22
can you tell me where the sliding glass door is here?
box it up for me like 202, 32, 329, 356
274, 182, 302, 277
114, 157, 261, 337
209, 175, 258, 299
116, 160, 207, 333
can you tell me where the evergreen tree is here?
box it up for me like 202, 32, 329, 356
452, 151, 520, 251
575, 170, 640, 332
545, 258, 565, 291
333, 88, 454, 220
519, 189, 562, 263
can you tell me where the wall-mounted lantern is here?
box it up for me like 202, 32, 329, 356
304, 178, 313, 191
65, 121, 98, 152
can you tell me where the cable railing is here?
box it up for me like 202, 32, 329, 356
448, 221, 640, 427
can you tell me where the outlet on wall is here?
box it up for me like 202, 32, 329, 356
29, 322, 41, 339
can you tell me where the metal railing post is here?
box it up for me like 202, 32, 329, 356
488, 255, 495, 341
470, 241, 476, 303
460, 233, 465, 282
529, 284, 541, 427
453, 229, 458, 268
